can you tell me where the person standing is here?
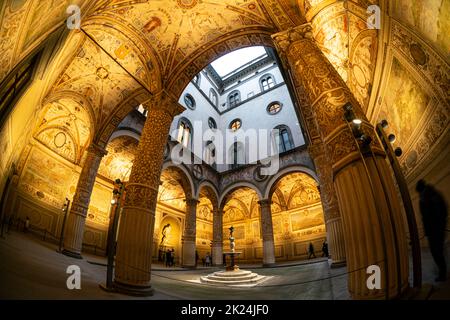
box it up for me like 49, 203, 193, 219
205, 253, 211, 267
322, 240, 329, 258
165, 249, 171, 267
308, 242, 316, 259
170, 248, 175, 267
416, 180, 448, 281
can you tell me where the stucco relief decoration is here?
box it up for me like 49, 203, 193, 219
35, 99, 91, 163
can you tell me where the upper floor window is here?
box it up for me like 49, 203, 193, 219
267, 102, 282, 115
177, 118, 193, 148
208, 117, 217, 129
230, 142, 245, 170
193, 74, 201, 86
228, 90, 241, 108
273, 125, 293, 153
229, 119, 242, 132
260, 74, 275, 91
204, 141, 216, 168
209, 89, 218, 107
184, 94, 196, 110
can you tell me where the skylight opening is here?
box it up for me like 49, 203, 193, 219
211, 46, 267, 78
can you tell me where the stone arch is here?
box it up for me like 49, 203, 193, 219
219, 181, 263, 210
196, 180, 219, 208
167, 29, 276, 98
161, 162, 195, 199
264, 165, 319, 199
108, 129, 140, 143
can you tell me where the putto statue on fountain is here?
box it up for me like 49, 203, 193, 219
229, 226, 235, 253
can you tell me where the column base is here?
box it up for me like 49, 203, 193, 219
61, 249, 83, 259
113, 280, 154, 297
262, 263, 276, 268
330, 260, 346, 268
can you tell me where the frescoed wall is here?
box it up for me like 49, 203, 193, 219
377, 57, 431, 148
392, 0, 450, 56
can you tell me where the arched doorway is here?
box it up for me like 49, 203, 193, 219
196, 184, 218, 266
268, 172, 327, 262
154, 166, 193, 266
221, 186, 262, 264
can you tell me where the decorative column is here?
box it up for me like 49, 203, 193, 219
272, 24, 409, 299
182, 198, 199, 268
62, 143, 107, 258
113, 91, 184, 296
212, 206, 223, 266
309, 143, 346, 267
259, 199, 275, 266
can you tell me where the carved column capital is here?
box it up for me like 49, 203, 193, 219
87, 143, 108, 158
185, 198, 200, 207
258, 199, 272, 208
271, 23, 314, 54
146, 90, 185, 118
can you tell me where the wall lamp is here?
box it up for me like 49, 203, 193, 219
379, 120, 403, 158
343, 103, 367, 143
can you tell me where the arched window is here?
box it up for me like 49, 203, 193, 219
208, 117, 217, 129
273, 125, 294, 153
209, 89, 218, 107
184, 94, 196, 110
267, 102, 282, 115
204, 141, 216, 169
229, 119, 242, 132
228, 90, 241, 108
177, 118, 193, 148
229, 142, 245, 170
193, 74, 201, 86
260, 74, 275, 92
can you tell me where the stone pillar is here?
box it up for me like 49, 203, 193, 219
62, 143, 107, 259
272, 24, 409, 299
113, 91, 184, 296
259, 199, 275, 266
182, 198, 198, 268
212, 206, 223, 266
309, 143, 346, 267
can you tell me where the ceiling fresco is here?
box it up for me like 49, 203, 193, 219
89, 0, 280, 83
270, 172, 321, 213
97, 135, 139, 181
223, 187, 260, 223
34, 98, 92, 163
50, 37, 143, 130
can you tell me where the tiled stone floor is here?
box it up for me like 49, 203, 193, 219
0, 231, 449, 300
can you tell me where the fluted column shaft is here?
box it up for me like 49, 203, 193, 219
182, 198, 199, 268
273, 24, 409, 299
212, 206, 223, 266
113, 91, 184, 296
62, 144, 107, 258
259, 199, 275, 266
309, 143, 346, 267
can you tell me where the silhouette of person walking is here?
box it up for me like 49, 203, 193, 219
165, 249, 171, 267
308, 242, 316, 259
322, 240, 329, 258
416, 180, 448, 281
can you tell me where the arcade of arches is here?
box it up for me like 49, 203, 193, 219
0, 0, 449, 300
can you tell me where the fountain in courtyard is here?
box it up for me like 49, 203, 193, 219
200, 226, 269, 287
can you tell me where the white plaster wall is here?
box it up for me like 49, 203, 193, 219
171, 64, 306, 172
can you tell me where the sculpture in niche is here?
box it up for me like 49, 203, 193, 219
160, 223, 172, 246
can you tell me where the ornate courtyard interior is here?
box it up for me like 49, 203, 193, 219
0, 0, 449, 300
